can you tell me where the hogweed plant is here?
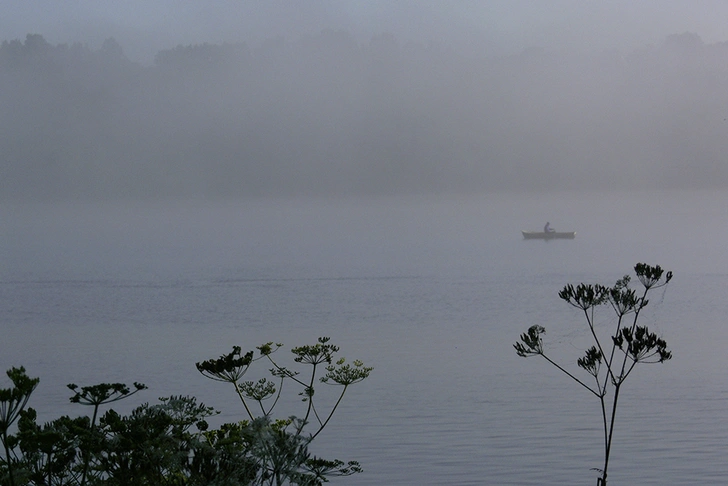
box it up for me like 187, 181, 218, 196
514, 263, 672, 486
66, 381, 147, 485
0, 367, 39, 486
196, 336, 372, 485
0, 337, 369, 485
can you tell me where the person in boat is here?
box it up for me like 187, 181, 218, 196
544, 222, 555, 233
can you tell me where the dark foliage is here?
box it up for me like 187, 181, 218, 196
0, 338, 371, 486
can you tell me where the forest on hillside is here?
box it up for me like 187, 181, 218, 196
2, 31, 727, 200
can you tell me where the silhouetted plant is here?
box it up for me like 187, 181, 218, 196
90, 396, 218, 485
1, 337, 370, 485
0, 367, 39, 486
514, 263, 672, 486
65, 381, 147, 485
16, 410, 89, 485
197, 337, 372, 484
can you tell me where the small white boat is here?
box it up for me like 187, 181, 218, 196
522, 231, 576, 240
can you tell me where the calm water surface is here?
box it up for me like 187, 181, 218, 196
2, 191, 728, 485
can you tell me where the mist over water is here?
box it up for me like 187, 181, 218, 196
5, 190, 728, 280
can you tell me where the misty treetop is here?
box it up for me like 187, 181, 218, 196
2, 31, 728, 201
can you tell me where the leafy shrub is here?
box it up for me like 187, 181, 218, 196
0, 337, 371, 486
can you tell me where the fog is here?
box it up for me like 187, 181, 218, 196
5, 6, 728, 482
2, 1, 728, 201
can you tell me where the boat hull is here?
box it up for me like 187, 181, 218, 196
522, 231, 576, 240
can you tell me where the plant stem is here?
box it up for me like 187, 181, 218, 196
297, 364, 318, 436
233, 380, 255, 420
79, 403, 100, 486
2, 433, 15, 486
311, 386, 348, 440
602, 382, 623, 485
540, 354, 600, 398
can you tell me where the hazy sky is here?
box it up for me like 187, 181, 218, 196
3, 1, 728, 63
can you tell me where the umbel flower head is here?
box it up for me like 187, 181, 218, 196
514, 325, 545, 357
196, 346, 254, 383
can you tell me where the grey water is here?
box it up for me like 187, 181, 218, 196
2, 190, 728, 485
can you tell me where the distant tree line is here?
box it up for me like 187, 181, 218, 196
1, 31, 727, 200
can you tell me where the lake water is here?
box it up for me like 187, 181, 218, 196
2, 190, 728, 485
